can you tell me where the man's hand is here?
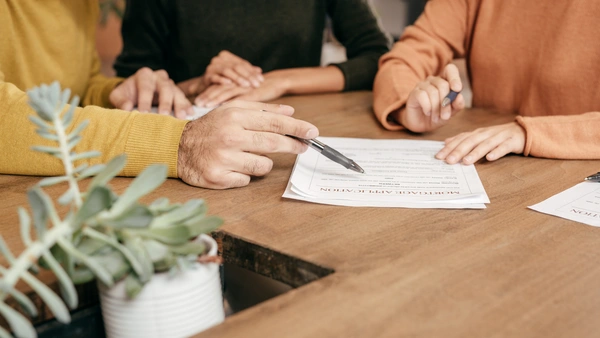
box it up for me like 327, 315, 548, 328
398, 63, 465, 133
435, 122, 526, 165
177, 100, 318, 189
109, 67, 193, 119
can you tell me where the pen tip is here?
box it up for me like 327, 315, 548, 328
441, 98, 450, 107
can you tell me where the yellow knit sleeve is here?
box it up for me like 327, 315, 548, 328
0, 77, 188, 178
82, 52, 125, 108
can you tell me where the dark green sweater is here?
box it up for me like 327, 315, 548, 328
114, 0, 390, 91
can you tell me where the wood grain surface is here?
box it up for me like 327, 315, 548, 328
1, 91, 599, 337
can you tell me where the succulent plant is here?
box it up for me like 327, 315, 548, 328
0, 82, 222, 338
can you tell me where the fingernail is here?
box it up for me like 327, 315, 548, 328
463, 156, 472, 164
447, 155, 456, 163
258, 75, 265, 82
159, 110, 170, 116
241, 81, 250, 87
251, 80, 260, 87
305, 128, 318, 139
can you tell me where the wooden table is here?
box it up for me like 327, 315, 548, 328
2, 91, 600, 337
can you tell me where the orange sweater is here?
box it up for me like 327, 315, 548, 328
374, 0, 600, 159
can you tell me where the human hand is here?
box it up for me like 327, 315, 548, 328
399, 64, 465, 133
203, 50, 264, 88
435, 122, 526, 165
194, 71, 289, 107
109, 67, 193, 119
177, 100, 318, 189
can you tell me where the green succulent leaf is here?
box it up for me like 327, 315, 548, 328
125, 274, 144, 299
67, 120, 89, 141
150, 199, 206, 228
73, 186, 113, 227
78, 164, 106, 180
61, 96, 79, 127
28, 115, 53, 130
57, 238, 114, 288
38, 176, 69, 187
169, 241, 206, 256
31, 145, 61, 154
0, 236, 15, 263
0, 302, 37, 338
58, 188, 75, 206
185, 216, 223, 237
106, 164, 167, 218
0, 324, 12, 338
100, 204, 153, 229
41, 250, 78, 309
0, 281, 37, 318
18, 207, 33, 246
88, 154, 127, 189
18, 269, 71, 323
144, 225, 191, 245
122, 235, 153, 283
82, 227, 145, 279
37, 130, 59, 141
71, 150, 101, 162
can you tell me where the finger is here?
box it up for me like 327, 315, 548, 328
195, 85, 226, 107
226, 152, 275, 176
220, 100, 297, 116
135, 68, 157, 112
445, 131, 494, 164
421, 81, 441, 123
210, 74, 233, 85
462, 132, 511, 165
253, 67, 264, 82
233, 64, 261, 87
173, 88, 193, 119
222, 68, 251, 87
435, 132, 471, 161
451, 93, 466, 113
155, 80, 175, 116
443, 64, 463, 92
228, 107, 318, 139
410, 87, 431, 117
109, 79, 135, 111
206, 86, 249, 107
429, 76, 451, 120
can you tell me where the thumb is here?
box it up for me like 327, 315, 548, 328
443, 63, 463, 92
109, 81, 136, 111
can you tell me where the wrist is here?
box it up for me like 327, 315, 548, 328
267, 69, 295, 95
177, 122, 192, 178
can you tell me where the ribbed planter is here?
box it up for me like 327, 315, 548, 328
98, 234, 224, 338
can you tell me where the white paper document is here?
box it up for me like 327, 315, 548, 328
283, 137, 489, 209
529, 182, 600, 227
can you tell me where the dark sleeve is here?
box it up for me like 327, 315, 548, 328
113, 0, 173, 78
327, 0, 392, 91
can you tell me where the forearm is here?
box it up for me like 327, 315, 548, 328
516, 112, 600, 159
0, 80, 187, 177
274, 66, 345, 95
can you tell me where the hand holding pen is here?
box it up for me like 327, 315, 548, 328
399, 64, 465, 133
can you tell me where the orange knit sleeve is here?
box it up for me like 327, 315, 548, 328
516, 113, 600, 159
373, 0, 472, 130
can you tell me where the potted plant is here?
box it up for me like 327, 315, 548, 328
0, 82, 225, 338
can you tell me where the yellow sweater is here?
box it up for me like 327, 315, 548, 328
0, 0, 187, 177
374, 0, 600, 160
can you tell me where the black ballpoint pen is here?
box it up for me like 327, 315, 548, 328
441, 90, 460, 107
584, 172, 600, 182
288, 135, 365, 173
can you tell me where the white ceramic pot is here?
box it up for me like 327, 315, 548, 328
98, 234, 225, 338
